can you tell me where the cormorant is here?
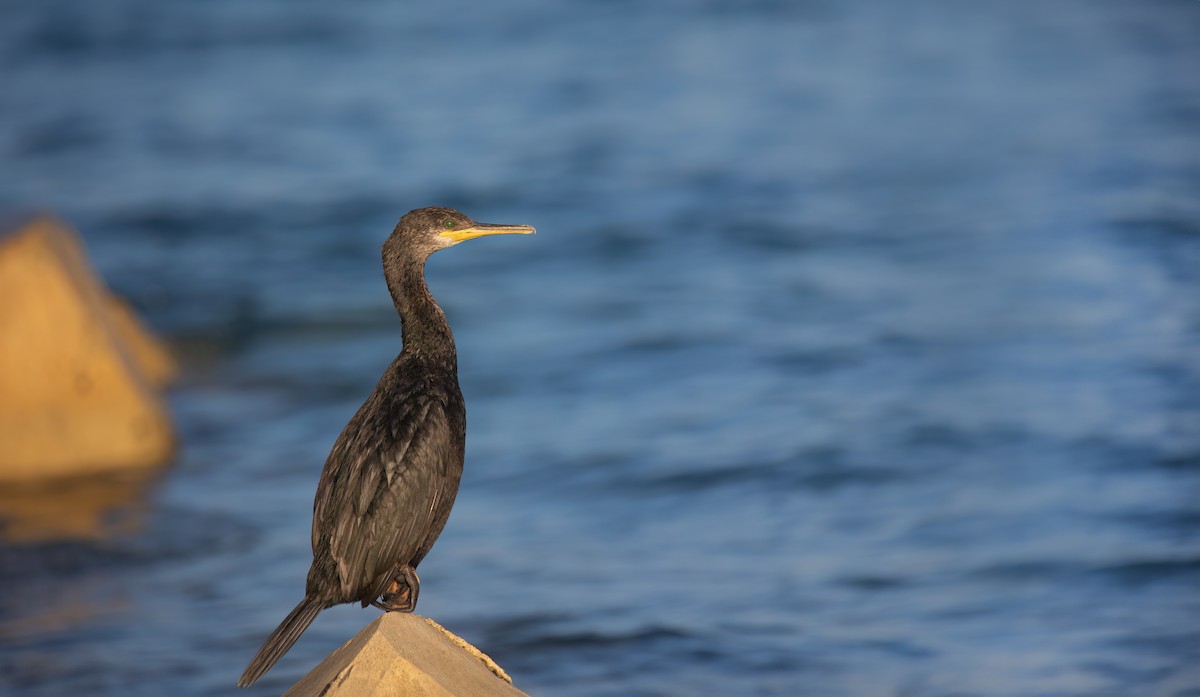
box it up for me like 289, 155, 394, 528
238, 207, 534, 688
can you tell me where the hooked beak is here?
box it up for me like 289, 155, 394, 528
440, 222, 536, 242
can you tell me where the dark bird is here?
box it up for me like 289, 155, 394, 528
238, 207, 534, 688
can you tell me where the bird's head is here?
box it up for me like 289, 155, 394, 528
385, 206, 535, 261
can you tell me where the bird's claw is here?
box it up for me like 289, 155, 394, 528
371, 567, 419, 612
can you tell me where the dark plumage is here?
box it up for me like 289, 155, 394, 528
238, 207, 534, 688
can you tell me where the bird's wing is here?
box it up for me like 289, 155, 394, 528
312, 391, 462, 600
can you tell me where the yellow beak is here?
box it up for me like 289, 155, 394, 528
440, 223, 536, 242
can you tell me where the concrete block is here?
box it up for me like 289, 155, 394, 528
284, 613, 528, 697
0, 215, 175, 482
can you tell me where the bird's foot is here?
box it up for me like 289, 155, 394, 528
375, 589, 415, 612
371, 566, 419, 613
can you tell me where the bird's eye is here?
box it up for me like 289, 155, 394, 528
443, 220, 455, 230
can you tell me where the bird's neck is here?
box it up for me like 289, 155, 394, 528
386, 257, 457, 366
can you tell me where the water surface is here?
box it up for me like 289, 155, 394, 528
1, 1, 1198, 695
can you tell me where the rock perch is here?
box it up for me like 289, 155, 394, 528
282, 612, 528, 697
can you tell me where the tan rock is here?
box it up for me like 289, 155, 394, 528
0, 215, 175, 482
284, 613, 528, 697
105, 294, 176, 388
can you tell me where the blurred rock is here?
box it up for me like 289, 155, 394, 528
284, 613, 527, 697
0, 215, 175, 483
105, 294, 176, 389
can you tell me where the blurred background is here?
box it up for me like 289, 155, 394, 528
2, 0, 1199, 695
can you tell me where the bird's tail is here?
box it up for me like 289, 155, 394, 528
238, 596, 324, 688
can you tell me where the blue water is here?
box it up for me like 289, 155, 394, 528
2, 1, 1199, 695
